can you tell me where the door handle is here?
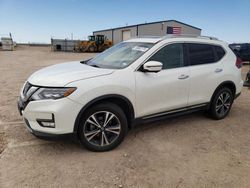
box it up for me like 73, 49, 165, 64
178, 74, 189, 80
215, 68, 223, 73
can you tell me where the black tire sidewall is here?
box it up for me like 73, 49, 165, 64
210, 87, 234, 120
78, 103, 128, 152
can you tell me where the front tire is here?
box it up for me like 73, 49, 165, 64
78, 103, 128, 152
209, 87, 234, 120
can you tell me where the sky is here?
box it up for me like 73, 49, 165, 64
0, 0, 250, 43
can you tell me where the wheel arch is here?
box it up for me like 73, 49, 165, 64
210, 80, 236, 105
73, 94, 135, 134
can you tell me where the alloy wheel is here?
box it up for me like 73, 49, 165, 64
215, 91, 232, 117
83, 111, 121, 147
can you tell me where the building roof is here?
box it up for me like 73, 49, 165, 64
51, 38, 80, 42
93, 20, 201, 33
1, 37, 13, 40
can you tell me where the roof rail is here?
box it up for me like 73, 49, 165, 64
162, 34, 218, 40
132, 35, 163, 39
198, 35, 218, 40
129, 34, 219, 42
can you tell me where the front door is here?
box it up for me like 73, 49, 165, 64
135, 43, 190, 117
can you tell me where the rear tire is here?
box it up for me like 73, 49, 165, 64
209, 87, 234, 120
78, 103, 128, 152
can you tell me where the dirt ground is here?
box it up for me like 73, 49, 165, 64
0, 46, 250, 188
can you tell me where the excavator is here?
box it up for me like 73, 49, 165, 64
75, 35, 112, 53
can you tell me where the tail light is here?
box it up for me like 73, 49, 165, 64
235, 57, 243, 68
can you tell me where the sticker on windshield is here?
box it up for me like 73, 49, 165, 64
132, 46, 149, 52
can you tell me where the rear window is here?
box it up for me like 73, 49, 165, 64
187, 43, 216, 65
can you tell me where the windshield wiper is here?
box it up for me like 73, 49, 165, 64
89, 64, 100, 68
80, 59, 100, 68
80, 58, 92, 64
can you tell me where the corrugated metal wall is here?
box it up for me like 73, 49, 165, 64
93, 21, 201, 44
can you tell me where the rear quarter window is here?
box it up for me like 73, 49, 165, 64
214, 46, 226, 61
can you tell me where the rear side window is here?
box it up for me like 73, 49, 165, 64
187, 43, 216, 65
214, 46, 226, 61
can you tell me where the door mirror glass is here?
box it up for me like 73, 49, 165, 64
143, 61, 163, 72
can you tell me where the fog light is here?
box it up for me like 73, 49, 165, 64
37, 114, 55, 128
39, 122, 55, 128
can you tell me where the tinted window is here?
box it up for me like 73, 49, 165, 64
188, 43, 216, 65
214, 46, 225, 60
240, 44, 247, 50
247, 44, 250, 50
148, 43, 184, 69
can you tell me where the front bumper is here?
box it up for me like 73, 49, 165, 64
17, 97, 83, 136
22, 117, 73, 138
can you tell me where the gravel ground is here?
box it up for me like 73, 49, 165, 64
0, 46, 250, 188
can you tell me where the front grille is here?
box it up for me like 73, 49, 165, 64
20, 82, 39, 110
23, 82, 31, 96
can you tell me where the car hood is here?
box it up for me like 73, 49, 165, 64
28, 61, 115, 87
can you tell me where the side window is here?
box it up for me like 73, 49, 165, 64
187, 43, 216, 65
214, 46, 225, 61
148, 43, 184, 69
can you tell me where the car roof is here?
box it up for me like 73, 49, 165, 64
125, 35, 226, 45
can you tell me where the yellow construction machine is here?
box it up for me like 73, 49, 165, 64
76, 35, 112, 52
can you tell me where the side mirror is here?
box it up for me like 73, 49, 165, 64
142, 61, 163, 73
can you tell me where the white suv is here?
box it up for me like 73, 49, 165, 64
18, 36, 243, 151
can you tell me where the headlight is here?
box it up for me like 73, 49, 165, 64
31, 87, 76, 100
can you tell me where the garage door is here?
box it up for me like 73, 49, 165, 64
122, 30, 131, 41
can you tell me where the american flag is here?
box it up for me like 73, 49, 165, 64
167, 26, 182, 35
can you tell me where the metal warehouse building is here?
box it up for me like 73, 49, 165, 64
93, 20, 201, 44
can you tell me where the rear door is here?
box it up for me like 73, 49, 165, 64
186, 43, 226, 106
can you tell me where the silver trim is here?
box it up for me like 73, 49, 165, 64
161, 34, 219, 40
132, 34, 219, 41
21, 86, 38, 101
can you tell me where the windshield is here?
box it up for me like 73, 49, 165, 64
86, 42, 154, 69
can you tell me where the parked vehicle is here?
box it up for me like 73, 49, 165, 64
18, 35, 243, 151
229, 43, 250, 61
